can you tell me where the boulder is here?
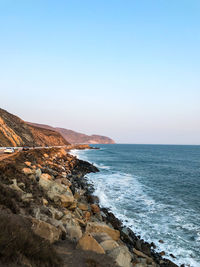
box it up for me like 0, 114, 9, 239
31, 218, 61, 243
92, 232, 112, 243
108, 246, 132, 267
62, 217, 82, 242
84, 211, 91, 221
86, 222, 120, 241
78, 203, 88, 211
133, 248, 153, 264
49, 207, 64, 220
91, 204, 100, 213
53, 194, 74, 208
42, 198, 48, 205
24, 161, 31, 167
39, 177, 74, 207
77, 234, 105, 254
100, 239, 119, 252
69, 201, 77, 211
21, 193, 33, 202
22, 168, 33, 175
40, 173, 52, 180
9, 179, 24, 193
35, 168, 42, 179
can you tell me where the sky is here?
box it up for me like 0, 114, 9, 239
0, 0, 200, 144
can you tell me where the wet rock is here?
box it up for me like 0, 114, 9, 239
77, 234, 105, 254
133, 248, 153, 264
159, 251, 165, 256
159, 240, 164, 244
170, 253, 176, 259
151, 242, 156, 249
135, 240, 151, 257
86, 222, 120, 241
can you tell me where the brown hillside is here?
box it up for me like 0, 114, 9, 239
0, 108, 69, 147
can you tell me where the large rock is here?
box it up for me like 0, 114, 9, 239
108, 246, 132, 267
39, 177, 74, 207
133, 248, 153, 264
40, 173, 52, 180
35, 168, 42, 179
100, 239, 119, 252
61, 216, 82, 242
78, 202, 88, 211
86, 222, 120, 241
91, 204, 100, 213
22, 167, 33, 175
77, 234, 105, 254
31, 218, 61, 243
24, 161, 31, 167
92, 232, 112, 243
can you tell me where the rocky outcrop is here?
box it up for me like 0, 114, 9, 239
28, 122, 115, 144
0, 108, 69, 147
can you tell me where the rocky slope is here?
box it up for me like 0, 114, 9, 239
0, 108, 69, 147
28, 122, 115, 144
0, 147, 178, 267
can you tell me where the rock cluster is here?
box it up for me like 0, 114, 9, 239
0, 147, 179, 267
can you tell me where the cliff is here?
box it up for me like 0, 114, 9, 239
0, 108, 69, 147
28, 122, 115, 144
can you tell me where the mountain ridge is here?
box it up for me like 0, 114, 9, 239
27, 122, 115, 144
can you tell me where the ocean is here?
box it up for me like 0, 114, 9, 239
71, 144, 200, 267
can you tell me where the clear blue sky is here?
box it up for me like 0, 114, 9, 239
0, 0, 199, 144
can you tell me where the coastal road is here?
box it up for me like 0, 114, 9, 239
0, 145, 68, 162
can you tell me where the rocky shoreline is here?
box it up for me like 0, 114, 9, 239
0, 146, 180, 267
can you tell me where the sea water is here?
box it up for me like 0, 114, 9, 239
70, 144, 200, 267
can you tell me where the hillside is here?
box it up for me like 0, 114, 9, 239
0, 108, 69, 147
28, 122, 115, 144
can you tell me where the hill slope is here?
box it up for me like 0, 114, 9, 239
28, 122, 115, 144
0, 108, 69, 147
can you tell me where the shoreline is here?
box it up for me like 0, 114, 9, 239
73, 159, 180, 267
71, 148, 181, 267
0, 146, 180, 267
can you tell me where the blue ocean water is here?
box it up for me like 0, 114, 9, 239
71, 144, 200, 267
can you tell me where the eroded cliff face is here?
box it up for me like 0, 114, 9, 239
0, 108, 69, 147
